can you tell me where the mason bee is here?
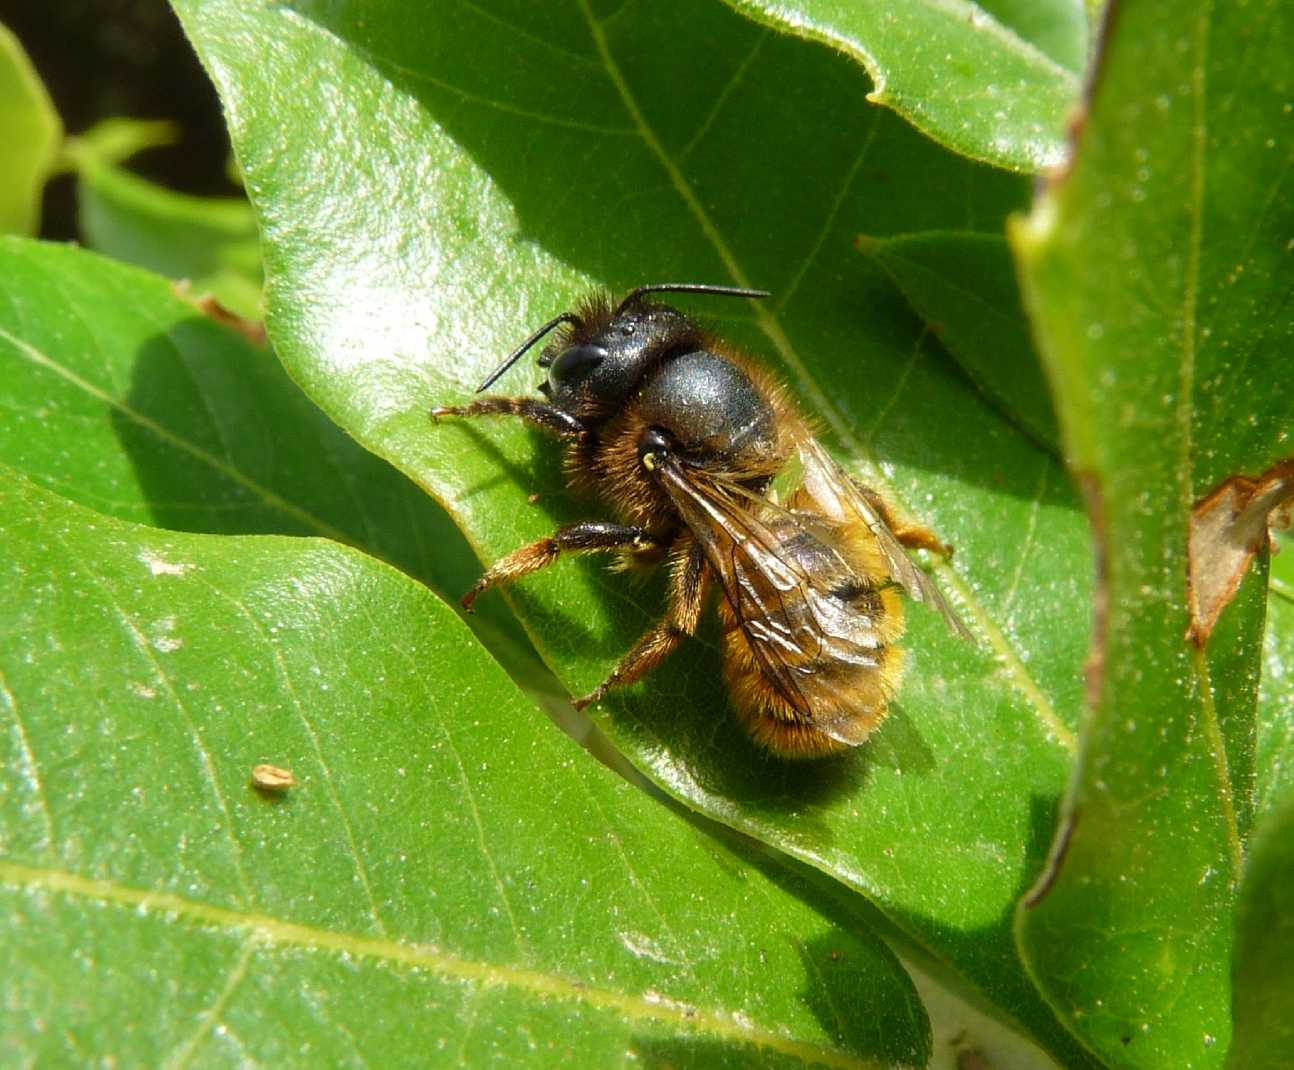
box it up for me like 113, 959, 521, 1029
432, 284, 969, 758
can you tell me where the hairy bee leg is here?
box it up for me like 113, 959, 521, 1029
850, 478, 953, 556
573, 540, 709, 709
430, 397, 587, 439
463, 522, 661, 611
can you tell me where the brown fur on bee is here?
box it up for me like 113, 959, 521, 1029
431, 284, 967, 760
717, 488, 908, 757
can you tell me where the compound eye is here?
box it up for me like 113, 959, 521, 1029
548, 343, 607, 388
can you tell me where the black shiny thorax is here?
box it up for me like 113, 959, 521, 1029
635, 349, 779, 465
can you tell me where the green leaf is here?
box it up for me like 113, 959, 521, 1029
76, 153, 264, 321
70, 117, 179, 168
1010, 2, 1293, 1065
1257, 539, 1294, 821
0, 22, 62, 235
0, 236, 546, 701
721, 0, 1085, 173
0, 238, 431, 579
858, 231, 1059, 452
1227, 790, 1294, 1070
174, 2, 1099, 1064
0, 474, 929, 1067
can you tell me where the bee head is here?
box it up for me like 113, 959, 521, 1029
539, 300, 700, 414
474, 284, 769, 420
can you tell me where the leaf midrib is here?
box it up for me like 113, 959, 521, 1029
578, 0, 1077, 755
0, 860, 891, 1070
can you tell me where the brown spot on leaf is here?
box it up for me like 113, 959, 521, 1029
1188, 459, 1294, 646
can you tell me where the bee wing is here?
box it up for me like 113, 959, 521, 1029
796, 437, 972, 640
651, 456, 892, 743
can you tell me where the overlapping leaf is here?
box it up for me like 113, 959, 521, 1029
77, 154, 264, 319
0, 237, 548, 702
1010, 1, 1294, 1065
174, 1, 1100, 1062
1227, 789, 1294, 1070
722, 0, 1086, 172
859, 231, 1059, 452
0, 473, 929, 1066
1257, 541, 1294, 821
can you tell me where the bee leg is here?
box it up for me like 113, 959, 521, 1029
573, 539, 709, 709
430, 397, 587, 439
463, 522, 661, 611
850, 478, 953, 556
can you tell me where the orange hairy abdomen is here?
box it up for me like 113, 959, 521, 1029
716, 502, 907, 759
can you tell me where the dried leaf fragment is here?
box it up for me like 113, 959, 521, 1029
250, 763, 296, 792
1187, 459, 1294, 645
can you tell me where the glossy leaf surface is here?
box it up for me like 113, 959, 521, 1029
175, 2, 1097, 1063
722, 0, 1086, 172
0, 474, 929, 1067
1010, 1, 1294, 1065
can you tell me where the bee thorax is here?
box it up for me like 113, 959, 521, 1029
635, 350, 780, 465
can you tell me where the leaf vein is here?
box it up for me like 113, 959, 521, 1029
46, 534, 255, 906
163, 937, 257, 1070
579, 1, 1075, 753
196, 574, 389, 936
0, 860, 886, 1070
0, 668, 56, 859
0, 325, 353, 546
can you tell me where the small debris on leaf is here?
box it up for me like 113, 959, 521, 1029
250, 763, 296, 792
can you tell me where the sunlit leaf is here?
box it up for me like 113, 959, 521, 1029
1010, 2, 1293, 1065
721, 0, 1086, 172
175, 1, 1101, 1063
0, 236, 548, 708
0, 475, 930, 1067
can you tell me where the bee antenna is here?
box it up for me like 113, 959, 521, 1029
615, 283, 770, 314
475, 312, 583, 393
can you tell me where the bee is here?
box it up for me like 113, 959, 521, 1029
432, 284, 969, 758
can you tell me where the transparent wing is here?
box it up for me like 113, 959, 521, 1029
651, 455, 891, 743
796, 437, 972, 640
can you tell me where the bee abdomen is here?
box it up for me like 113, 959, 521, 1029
715, 543, 907, 759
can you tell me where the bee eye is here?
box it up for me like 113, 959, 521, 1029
549, 343, 607, 386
